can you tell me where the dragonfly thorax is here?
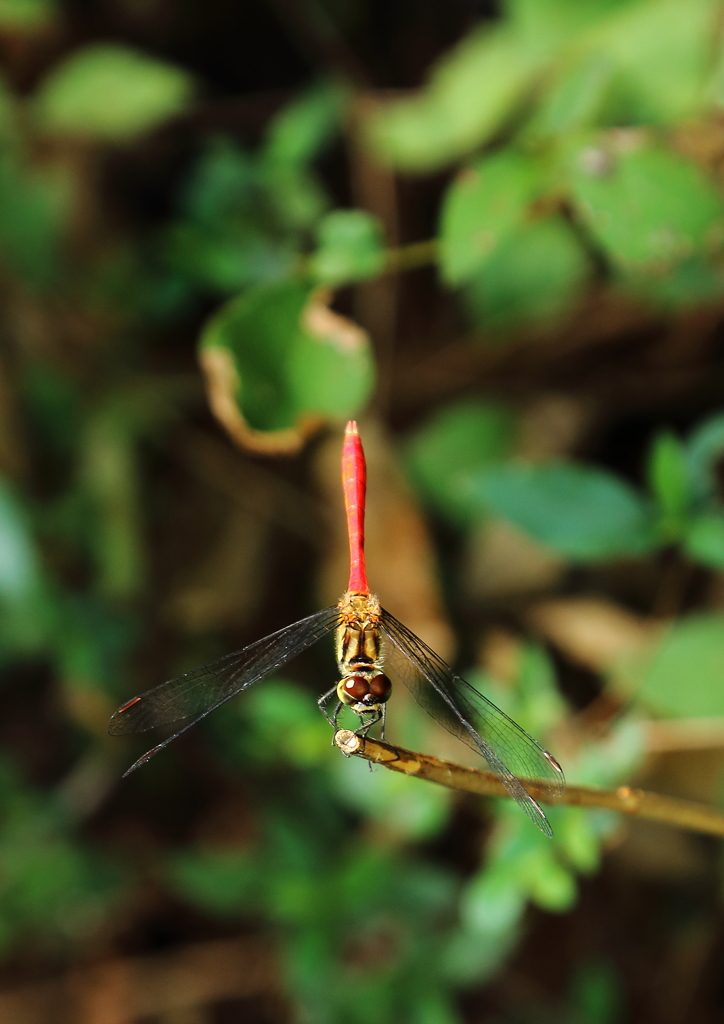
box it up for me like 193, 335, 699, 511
335, 590, 390, 713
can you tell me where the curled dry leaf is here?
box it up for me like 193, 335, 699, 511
301, 288, 369, 351
200, 288, 371, 456
199, 346, 322, 456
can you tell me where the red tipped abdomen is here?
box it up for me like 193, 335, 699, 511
342, 421, 369, 594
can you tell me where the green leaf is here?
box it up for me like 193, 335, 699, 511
627, 255, 724, 310
460, 864, 527, 935
0, 154, 69, 288
34, 44, 194, 142
524, 52, 617, 141
0, 0, 56, 31
263, 80, 345, 168
332, 753, 451, 841
601, 0, 717, 124
464, 217, 589, 331
464, 460, 657, 560
527, 852, 577, 912
365, 25, 542, 172
165, 137, 298, 293
259, 83, 343, 232
555, 809, 601, 874
568, 962, 624, 1024
646, 431, 691, 534
404, 401, 516, 526
0, 482, 41, 602
684, 514, 724, 569
169, 849, 261, 917
637, 613, 724, 717
568, 141, 724, 269
439, 151, 543, 285
80, 409, 144, 601
507, 0, 626, 51
309, 210, 386, 286
686, 411, 724, 501
199, 280, 374, 441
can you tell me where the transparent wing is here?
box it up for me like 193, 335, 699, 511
380, 610, 565, 837
109, 607, 340, 776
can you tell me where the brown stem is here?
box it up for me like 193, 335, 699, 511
334, 731, 724, 838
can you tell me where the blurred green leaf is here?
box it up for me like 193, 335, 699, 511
239, 679, 331, 768
601, 0, 717, 124
404, 400, 516, 526
265, 165, 330, 233
464, 217, 589, 331
524, 52, 616, 140
200, 280, 374, 436
527, 850, 577, 911
439, 151, 543, 285
568, 141, 724, 269
637, 613, 724, 716
0, 481, 41, 602
34, 44, 194, 142
686, 410, 724, 501
0, 759, 121, 949
180, 138, 257, 225
573, 716, 645, 789
464, 460, 657, 559
166, 220, 296, 294
166, 137, 298, 293
331, 752, 452, 841
169, 849, 261, 917
80, 408, 144, 601
365, 25, 543, 172
309, 209, 386, 286
460, 860, 527, 935
628, 255, 724, 309
0, 154, 70, 287
508, 0, 626, 52
555, 809, 601, 874
260, 83, 342, 231
512, 643, 567, 733
263, 80, 345, 168
568, 961, 624, 1024
647, 430, 691, 536
0, 0, 56, 30
685, 513, 724, 569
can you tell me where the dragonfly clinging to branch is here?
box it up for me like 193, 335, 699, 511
109, 422, 565, 835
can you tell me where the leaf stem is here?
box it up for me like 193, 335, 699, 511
382, 238, 438, 274
334, 730, 724, 838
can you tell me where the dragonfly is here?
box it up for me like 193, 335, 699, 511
109, 422, 565, 835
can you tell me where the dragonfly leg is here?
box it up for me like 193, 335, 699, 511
380, 703, 387, 742
354, 707, 381, 740
317, 685, 338, 727
331, 700, 343, 731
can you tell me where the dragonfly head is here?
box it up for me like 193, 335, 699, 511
337, 673, 391, 708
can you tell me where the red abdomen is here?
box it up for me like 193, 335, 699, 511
342, 421, 369, 594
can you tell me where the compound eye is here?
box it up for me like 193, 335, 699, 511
343, 676, 369, 700
369, 673, 392, 702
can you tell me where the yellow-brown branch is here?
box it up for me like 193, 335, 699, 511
334, 731, 724, 838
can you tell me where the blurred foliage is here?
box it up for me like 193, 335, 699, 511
1, 0, 724, 1022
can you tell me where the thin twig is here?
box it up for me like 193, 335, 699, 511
334, 731, 724, 838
